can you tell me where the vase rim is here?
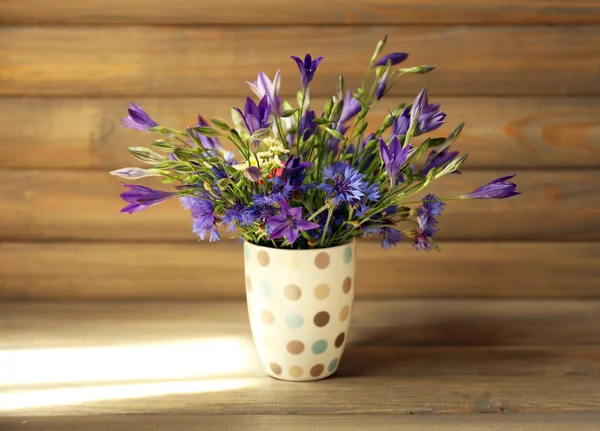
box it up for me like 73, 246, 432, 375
244, 240, 356, 253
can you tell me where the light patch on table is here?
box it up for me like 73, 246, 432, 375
0, 337, 258, 410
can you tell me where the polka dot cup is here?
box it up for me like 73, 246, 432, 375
244, 241, 356, 382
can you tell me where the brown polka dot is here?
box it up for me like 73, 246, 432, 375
269, 363, 282, 375
245, 276, 253, 292
339, 305, 350, 321
310, 364, 324, 377
342, 277, 352, 294
314, 252, 330, 269
284, 284, 302, 301
257, 250, 270, 267
313, 311, 330, 327
335, 332, 346, 348
286, 340, 305, 355
314, 283, 330, 300
289, 365, 303, 378
260, 309, 274, 325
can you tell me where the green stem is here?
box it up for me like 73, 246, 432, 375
320, 207, 334, 247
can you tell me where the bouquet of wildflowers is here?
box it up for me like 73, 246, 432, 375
112, 36, 520, 251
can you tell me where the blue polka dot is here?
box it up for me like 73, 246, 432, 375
244, 244, 251, 261
343, 246, 352, 264
328, 358, 339, 373
285, 313, 304, 329
312, 340, 328, 354
260, 281, 273, 298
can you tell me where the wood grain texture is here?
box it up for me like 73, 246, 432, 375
4, 300, 600, 347
1, 170, 597, 242
3, 97, 599, 170
2, 302, 600, 416
2, 26, 599, 97
3, 414, 600, 431
3, 1, 600, 25
0, 241, 599, 299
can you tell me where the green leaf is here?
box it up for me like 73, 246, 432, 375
193, 126, 221, 138
281, 109, 297, 118
211, 118, 231, 131
323, 127, 345, 141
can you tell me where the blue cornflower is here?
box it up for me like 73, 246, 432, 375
411, 228, 437, 252
318, 163, 365, 206
187, 198, 220, 242
364, 226, 403, 250
290, 54, 324, 89
269, 177, 293, 203
417, 193, 445, 232
267, 198, 319, 244
121, 102, 158, 131
222, 201, 253, 231
246, 201, 278, 227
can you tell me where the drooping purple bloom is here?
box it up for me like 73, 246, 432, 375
234, 96, 272, 135
290, 54, 324, 89
376, 68, 390, 100
339, 90, 362, 125
462, 175, 521, 199
318, 163, 365, 206
379, 137, 410, 185
196, 116, 224, 152
418, 193, 445, 232
420, 147, 459, 176
411, 228, 437, 252
372, 52, 409, 68
187, 198, 220, 242
246, 70, 281, 114
267, 198, 319, 244
299, 110, 318, 141
121, 102, 158, 131
119, 183, 176, 214
364, 225, 403, 250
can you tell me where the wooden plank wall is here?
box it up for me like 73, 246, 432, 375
1, 1, 599, 300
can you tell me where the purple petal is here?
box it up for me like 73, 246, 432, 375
269, 223, 289, 240
289, 206, 303, 219
279, 198, 291, 217
296, 220, 319, 231
267, 215, 286, 227
285, 228, 299, 244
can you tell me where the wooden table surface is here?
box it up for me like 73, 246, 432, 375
1, 300, 600, 430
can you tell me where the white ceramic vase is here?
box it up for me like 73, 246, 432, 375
244, 241, 356, 382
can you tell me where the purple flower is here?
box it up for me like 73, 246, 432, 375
410, 88, 446, 135
420, 147, 459, 176
246, 70, 281, 114
290, 54, 324, 89
418, 193, 445, 231
196, 116, 224, 152
243, 166, 262, 182
235, 95, 272, 135
268, 198, 319, 244
246, 201, 278, 226
379, 137, 410, 185
339, 90, 362, 125
390, 108, 410, 138
318, 163, 365, 206
299, 110, 318, 141
364, 225, 402, 250
119, 184, 176, 214
376, 68, 390, 100
121, 102, 158, 131
411, 228, 437, 252
188, 198, 220, 242
462, 175, 521, 199
222, 201, 253, 231
372, 52, 409, 68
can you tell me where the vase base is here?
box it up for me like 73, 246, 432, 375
265, 370, 338, 382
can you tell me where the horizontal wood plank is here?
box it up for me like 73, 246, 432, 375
0, 170, 597, 241
3, 97, 599, 170
3, 414, 600, 431
2, 301, 600, 416
2, 26, 599, 97
1, 242, 598, 299
3, 1, 600, 25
